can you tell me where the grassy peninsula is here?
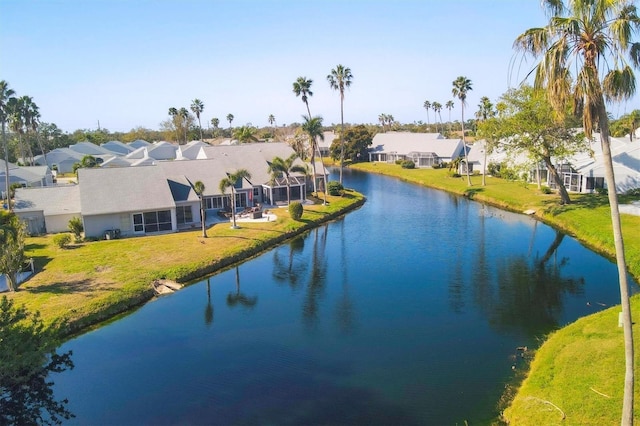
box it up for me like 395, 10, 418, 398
350, 162, 640, 424
5, 191, 365, 336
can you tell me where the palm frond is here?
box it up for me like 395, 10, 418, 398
603, 66, 637, 101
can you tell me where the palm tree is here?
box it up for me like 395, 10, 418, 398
226, 113, 234, 134
179, 108, 190, 143
445, 100, 455, 132
452, 76, 473, 186
268, 153, 307, 205
7, 97, 26, 167
0, 80, 15, 211
292, 76, 313, 119
432, 102, 443, 133
190, 99, 205, 141
327, 64, 354, 184
233, 126, 258, 143
514, 2, 639, 421
168, 107, 179, 142
219, 168, 251, 229
423, 100, 431, 127
475, 96, 495, 186
193, 180, 207, 238
378, 113, 387, 131
301, 115, 326, 202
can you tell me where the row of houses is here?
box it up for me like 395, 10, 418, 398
13, 142, 321, 238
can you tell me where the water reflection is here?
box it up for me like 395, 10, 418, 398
204, 278, 214, 326
303, 224, 328, 328
335, 218, 356, 334
272, 236, 306, 288
226, 266, 258, 309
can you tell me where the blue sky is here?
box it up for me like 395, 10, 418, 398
2, 0, 638, 133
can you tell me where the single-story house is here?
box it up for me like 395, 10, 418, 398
368, 132, 464, 168
101, 140, 136, 156
13, 185, 81, 234
0, 160, 54, 199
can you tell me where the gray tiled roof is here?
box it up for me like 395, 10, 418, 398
14, 185, 81, 215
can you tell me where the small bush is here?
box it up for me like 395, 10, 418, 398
401, 160, 415, 169
448, 171, 461, 178
596, 187, 608, 195
395, 160, 403, 165
625, 188, 640, 197
53, 233, 72, 249
540, 186, 553, 194
289, 201, 303, 220
327, 181, 344, 196
68, 217, 84, 242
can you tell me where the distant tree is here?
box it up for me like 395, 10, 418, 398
0, 296, 75, 424
432, 102, 443, 133
327, 64, 354, 184
72, 155, 98, 175
423, 100, 431, 127
211, 117, 219, 130
190, 99, 205, 141
445, 100, 455, 132
293, 76, 313, 119
168, 107, 179, 142
268, 153, 307, 205
179, 108, 190, 143
452, 76, 473, 185
219, 169, 251, 229
193, 180, 207, 238
330, 125, 372, 163
233, 126, 258, 143
0, 211, 25, 292
226, 113, 234, 134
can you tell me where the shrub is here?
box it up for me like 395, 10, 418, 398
596, 187, 608, 195
53, 233, 72, 249
289, 201, 303, 220
625, 187, 640, 197
68, 217, 84, 242
448, 171, 461, 178
395, 160, 403, 165
541, 186, 553, 194
327, 180, 344, 196
401, 160, 415, 169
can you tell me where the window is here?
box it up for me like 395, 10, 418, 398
133, 210, 173, 233
176, 206, 193, 224
206, 196, 225, 209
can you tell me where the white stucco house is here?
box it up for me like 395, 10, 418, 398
368, 132, 465, 168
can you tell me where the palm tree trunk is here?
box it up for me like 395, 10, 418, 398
340, 94, 344, 185
230, 188, 238, 229
482, 144, 487, 186
2, 121, 10, 211
460, 106, 472, 186
200, 198, 207, 238
598, 104, 634, 426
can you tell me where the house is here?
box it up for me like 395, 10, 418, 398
101, 140, 136, 156
13, 185, 81, 234
125, 141, 177, 161
33, 148, 84, 173
177, 140, 210, 160
317, 131, 336, 157
128, 139, 152, 150
368, 132, 464, 168
0, 160, 54, 199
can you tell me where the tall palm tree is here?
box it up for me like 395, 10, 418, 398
20, 96, 38, 165
475, 96, 495, 187
445, 100, 455, 133
0, 80, 15, 211
327, 64, 354, 184
432, 102, 443, 133
268, 153, 307, 205
193, 180, 207, 238
226, 113, 234, 135
190, 99, 205, 141
514, 2, 639, 421
7, 97, 26, 167
452, 76, 473, 186
292, 76, 313, 119
423, 100, 431, 127
378, 113, 387, 131
168, 107, 179, 143
219, 168, 251, 229
179, 107, 190, 143
301, 115, 325, 202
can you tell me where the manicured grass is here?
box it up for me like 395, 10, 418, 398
351, 162, 640, 424
5, 190, 365, 335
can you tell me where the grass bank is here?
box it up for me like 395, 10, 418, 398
5, 190, 365, 336
351, 162, 640, 424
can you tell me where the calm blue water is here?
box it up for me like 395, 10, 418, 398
53, 169, 636, 425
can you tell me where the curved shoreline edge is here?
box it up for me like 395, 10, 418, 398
59, 194, 367, 337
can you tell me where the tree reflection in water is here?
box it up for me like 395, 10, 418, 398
272, 236, 307, 288
226, 266, 258, 309
335, 218, 356, 334
204, 277, 214, 326
303, 224, 328, 328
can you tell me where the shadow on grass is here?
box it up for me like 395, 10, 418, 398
463, 187, 485, 199
24, 278, 117, 294
543, 194, 611, 216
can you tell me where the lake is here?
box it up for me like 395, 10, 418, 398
53, 168, 636, 424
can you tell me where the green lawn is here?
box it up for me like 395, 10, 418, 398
351, 162, 640, 424
5, 191, 365, 335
